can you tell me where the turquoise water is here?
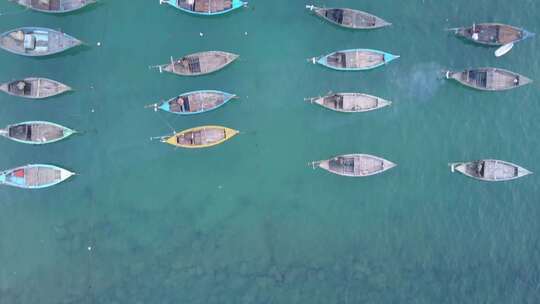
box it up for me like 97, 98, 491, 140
0, 0, 539, 303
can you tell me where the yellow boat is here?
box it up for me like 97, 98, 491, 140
162, 125, 239, 149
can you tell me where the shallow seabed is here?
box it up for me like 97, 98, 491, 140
0, 1, 539, 303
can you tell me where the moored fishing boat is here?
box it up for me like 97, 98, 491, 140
306, 92, 391, 113
306, 5, 391, 29
445, 68, 532, 91
0, 164, 75, 189
309, 49, 399, 71
0, 27, 81, 56
447, 23, 534, 46
160, 125, 239, 148
146, 90, 236, 114
311, 154, 396, 177
0, 121, 76, 144
0, 77, 71, 99
151, 51, 238, 76
159, 0, 247, 15
12, 0, 96, 13
450, 160, 532, 182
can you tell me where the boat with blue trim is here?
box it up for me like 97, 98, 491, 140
0, 27, 81, 57
0, 164, 75, 189
309, 49, 399, 71
0, 121, 76, 145
146, 90, 236, 115
159, 0, 247, 15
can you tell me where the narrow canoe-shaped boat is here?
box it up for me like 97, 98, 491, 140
307, 92, 391, 113
450, 160, 532, 182
0, 77, 71, 99
311, 154, 396, 177
152, 51, 238, 76
0, 121, 76, 145
310, 49, 399, 71
445, 68, 532, 91
12, 0, 95, 13
448, 23, 534, 46
161, 125, 238, 148
147, 90, 236, 115
306, 5, 390, 29
0, 164, 75, 189
159, 0, 247, 15
0, 27, 81, 57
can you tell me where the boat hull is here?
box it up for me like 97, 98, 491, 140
0, 27, 81, 57
163, 125, 239, 148
451, 23, 534, 46
13, 0, 95, 13
308, 6, 390, 29
0, 164, 75, 189
314, 49, 399, 71
309, 92, 391, 113
0, 77, 71, 99
157, 51, 239, 76
313, 154, 396, 177
451, 160, 532, 182
1, 121, 76, 145
161, 0, 246, 15
157, 90, 235, 115
446, 68, 532, 91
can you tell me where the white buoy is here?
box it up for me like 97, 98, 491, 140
91, 109, 95, 113
199, 32, 204, 37
244, 31, 248, 36
97, 42, 101, 46
88, 246, 92, 251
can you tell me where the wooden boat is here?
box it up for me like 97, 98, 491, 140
450, 160, 532, 182
159, 0, 247, 15
0, 77, 71, 99
12, 0, 95, 13
311, 154, 396, 177
0, 27, 81, 57
0, 121, 76, 145
310, 49, 399, 71
161, 125, 238, 149
306, 92, 391, 113
0, 164, 75, 189
445, 68, 532, 91
306, 5, 390, 29
152, 51, 238, 76
448, 23, 534, 46
146, 90, 236, 115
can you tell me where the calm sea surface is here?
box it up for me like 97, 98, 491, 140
0, 1, 539, 303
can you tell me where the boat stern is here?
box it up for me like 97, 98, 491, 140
0, 171, 6, 184
517, 166, 533, 178
225, 127, 240, 139
158, 102, 171, 113
521, 29, 535, 42
159, 0, 175, 7
384, 53, 400, 64
59, 168, 76, 182
232, 0, 247, 9
63, 127, 77, 139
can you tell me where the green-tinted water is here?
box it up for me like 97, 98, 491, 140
0, 1, 539, 303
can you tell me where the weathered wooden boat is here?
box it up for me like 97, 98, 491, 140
310, 49, 399, 71
146, 90, 236, 115
0, 77, 71, 99
12, 0, 95, 13
0, 27, 81, 57
0, 164, 75, 189
445, 68, 532, 91
160, 125, 238, 149
0, 121, 76, 145
306, 5, 390, 29
311, 154, 396, 177
151, 51, 238, 76
450, 160, 532, 182
159, 0, 247, 15
448, 23, 534, 46
306, 92, 391, 113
